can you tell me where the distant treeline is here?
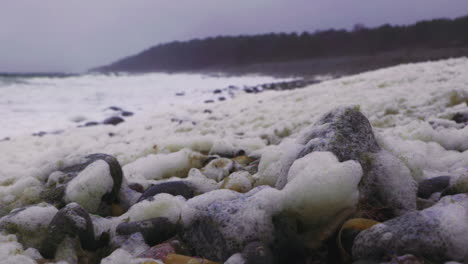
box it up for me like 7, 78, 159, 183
95, 15, 468, 73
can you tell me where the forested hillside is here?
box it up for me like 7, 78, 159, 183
95, 15, 468, 73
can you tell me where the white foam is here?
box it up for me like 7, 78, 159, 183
282, 151, 362, 226
120, 193, 185, 224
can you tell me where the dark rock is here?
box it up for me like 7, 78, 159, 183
218, 97, 226, 101
242, 241, 274, 264
271, 214, 306, 264
121, 111, 134, 117
137, 181, 195, 202
244, 87, 254, 93
116, 217, 177, 246
213, 89, 222, 94
102, 116, 124, 125
108, 132, 115, 137
108, 106, 122, 111
203, 109, 213, 114
40, 203, 109, 259
417, 176, 451, 199
84, 121, 99, 127
0, 137, 10, 142
452, 112, 468, 124
297, 106, 381, 162
204, 99, 215, 104
175, 92, 185, 96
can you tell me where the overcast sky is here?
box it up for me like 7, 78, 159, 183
1, 0, 468, 73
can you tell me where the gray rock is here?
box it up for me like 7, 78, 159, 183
102, 116, 124, 125
182, 187, 279, 262
353, 194, 468, 262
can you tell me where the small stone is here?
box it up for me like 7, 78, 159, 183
202, 158, 234, 182
452, 112, 468, 124
137, 181, 195, 202
417, 176, 451, 199
84, 121, 99, 127
32, 131, 47, 137
203, 109, 213, 114
213, 89, 222, 94
108, 106, 122, 111
204, 99, 215, 104
175, 92, 185, 96
218, 97, 226, 101
102, 116, 124, 125
121, 111, 134, 117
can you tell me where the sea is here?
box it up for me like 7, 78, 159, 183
0, 72, 286, 139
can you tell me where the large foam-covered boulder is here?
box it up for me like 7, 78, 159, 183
273, 106, 416, 216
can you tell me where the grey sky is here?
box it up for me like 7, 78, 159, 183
1, 0, 467, 73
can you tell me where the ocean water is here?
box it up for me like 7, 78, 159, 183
0, 73, 286, 139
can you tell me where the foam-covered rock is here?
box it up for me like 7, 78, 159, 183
275, 106, 380, 189
0, 203, 58, 249
42, 153, 123, 215
202, 158, 234, 182
353, 194, 468, 262
359, 150, 417, 215
64, 160, 114, 213
221, 171, 253, 193
184, 168, 219, 194
181, 187, 282, 261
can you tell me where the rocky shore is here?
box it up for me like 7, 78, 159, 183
0, 58, 467, 264
0, 106, 467, 264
